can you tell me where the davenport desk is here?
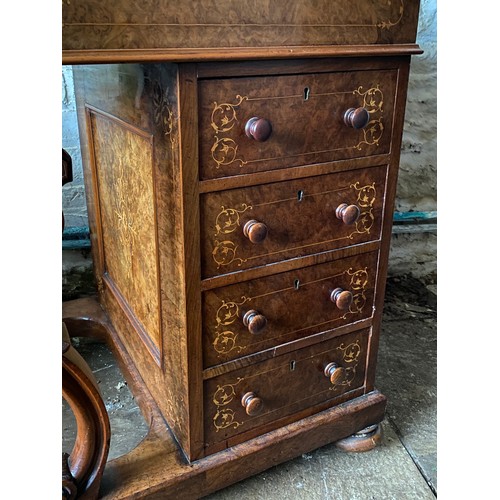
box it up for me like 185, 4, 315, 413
62, 1, 422, 497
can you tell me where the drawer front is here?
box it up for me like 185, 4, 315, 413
201, 165, 386, 278
203, 251, 378, 368
199, 70, 397, 180
204, 328, 369, 448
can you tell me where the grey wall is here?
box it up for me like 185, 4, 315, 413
62, 66, 88, 228
62, 1, 436, 296
389, 0, 436, 279
398, 0, 437, 213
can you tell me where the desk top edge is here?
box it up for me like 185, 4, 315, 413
63, 44, 423, 66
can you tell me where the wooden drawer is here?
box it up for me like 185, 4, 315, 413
201, 165, 386, 278
204, 328, 369, 449
199, 69, 397, 180
203, 251, 378, 368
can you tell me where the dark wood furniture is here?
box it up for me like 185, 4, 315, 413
63, 1, 421, 496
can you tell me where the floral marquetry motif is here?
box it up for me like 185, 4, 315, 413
328, 341, 363, 391
378, 0, 405, 29
215, 299, 245, 327
345, 268, 370, 316
348, 182, 377, 238
152, 80, 177, 147
213, 379, 242, 406
348, 268, 369, 291
354, 183, 377, 208
337, 341, 362, 364
89, 110, 162, 357
211, 95, 248, 134
215, 204, 253, 236
211, 138, 248, 169
113, 160, 138, 282
353, 86, 385, 150
212, 240, 248, 269
213, 409, 243, 432
211, 203, 255, 269
355, 86, 384, 114
212, 378, 244, 431
213, 331, 241, 355
213, 297, 251, 355
210, 95, 249, 168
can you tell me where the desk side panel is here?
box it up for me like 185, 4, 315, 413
73, 63, 198, 459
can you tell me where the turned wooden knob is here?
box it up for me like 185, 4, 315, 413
343, 107, 370, 129
241, 392, 263, 416
245, 117, 272, 142
335, 203, 360, 225
324, 362, 346, 385
243, 219, 268, 243
243, 310, 267, 335
330, 288, 353, 310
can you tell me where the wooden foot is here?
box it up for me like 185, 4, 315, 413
334, 423, 382, 452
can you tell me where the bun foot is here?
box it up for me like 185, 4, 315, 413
335, 423, 382, 452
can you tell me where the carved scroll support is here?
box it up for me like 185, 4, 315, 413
62, 323, 110, 499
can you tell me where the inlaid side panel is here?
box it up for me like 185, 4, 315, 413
63, 0, 420, 51
74, 63, 203, 460
89, 110, 162, 360
74, 64, 203, 460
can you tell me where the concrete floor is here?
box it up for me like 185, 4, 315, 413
63, 274, 437, 499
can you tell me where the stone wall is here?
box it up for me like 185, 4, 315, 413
62, 65, 87, 228
398, 0, 437, 213
62, 1, 437, 297
390, 0, 436, 279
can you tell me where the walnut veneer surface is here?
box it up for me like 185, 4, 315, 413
68, 0, 421, 476
63, 0, 420, 60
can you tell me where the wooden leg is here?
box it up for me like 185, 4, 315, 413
334, 423, 383, 452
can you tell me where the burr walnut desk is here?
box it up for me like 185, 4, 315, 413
63, 1, 422, 497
